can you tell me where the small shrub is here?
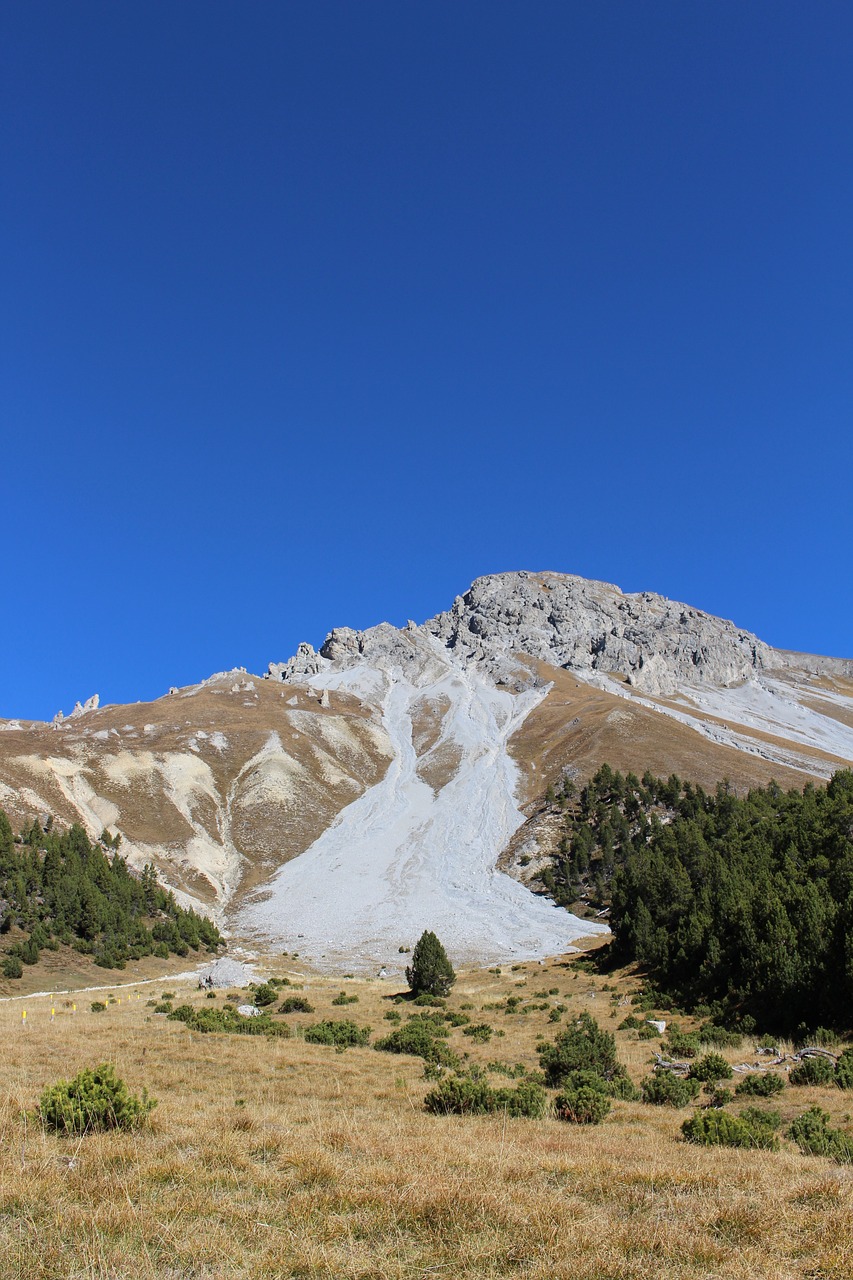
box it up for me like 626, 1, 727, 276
682, 1108, 778, 1150
789, 1106, 853, 1163
706, 1087, 734, 1107
90, 1001, 107, 1013
741, 1106, 782, 1134
153, 1001, 173, 1014
303, 1020, 370, 1048
790, 1056, 836, 1087
618, 1015, 642, 1031
555, 1086, 611, 1125
278, 997, 314, 1014
699, 1025, 743, 1050
735, 1073, 786, 1098
495, 1079, 546, 1118
167, 1005, 288, 1038
424, 1076, 545, 1118
487, 1061, 527, 1079
462, 1023, 493, 1043
375, 1022, 459, 1067
638, 1023, 661, 1040
835, 1049, 853, 1091
384, 1010, 402, 1023
606, 1072, 641, 1101
38, 1063, 156, 1135
444, 1011, 470, 1027
2, 955, 23, 979
412, 993, 446, 1007
252, 983, 277, 1008
331, 990, 359, 1005
641, 1072, 700, 1108
539, 1013, 619, 1087
167, 1004, 194, 1023
664, 1026, 701, 1058
689, 1054, 733, 1084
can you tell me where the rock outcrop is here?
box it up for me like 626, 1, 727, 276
423, 571, 776, 696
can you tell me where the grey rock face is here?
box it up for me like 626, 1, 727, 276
423, 571, 775, 695
273, 570, 851, 698
267, 642, 326, 683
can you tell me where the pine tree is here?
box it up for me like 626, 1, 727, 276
405, 930, 456, 997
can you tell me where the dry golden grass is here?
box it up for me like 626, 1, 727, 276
2, 957, 852, 1280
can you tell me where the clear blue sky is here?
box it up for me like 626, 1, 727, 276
3, 2, 852, 720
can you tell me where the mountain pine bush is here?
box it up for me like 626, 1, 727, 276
38, 1063, 156, 1135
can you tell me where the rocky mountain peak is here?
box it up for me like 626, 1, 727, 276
421, 571, 773, 696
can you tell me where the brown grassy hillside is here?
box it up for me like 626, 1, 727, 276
2, 952, 851, 1280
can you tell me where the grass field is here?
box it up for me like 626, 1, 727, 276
2, 951, 852, 1280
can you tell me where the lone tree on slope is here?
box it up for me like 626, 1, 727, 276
406, 930, 456, 997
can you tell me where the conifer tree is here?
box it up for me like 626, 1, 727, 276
405, 930, 456, 997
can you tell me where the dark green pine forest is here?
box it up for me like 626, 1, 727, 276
0, 807, 222, 977
538, 766, 853, 1036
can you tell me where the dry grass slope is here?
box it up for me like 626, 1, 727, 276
2, 953, 852, 1279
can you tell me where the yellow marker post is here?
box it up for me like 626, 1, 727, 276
21, 1010, 27, 1025
50, 1007, 55, 1021
72, 1002, 77, 1014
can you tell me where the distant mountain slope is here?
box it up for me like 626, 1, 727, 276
1, 571, 851, 970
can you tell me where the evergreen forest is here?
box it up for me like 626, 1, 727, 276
0, 807, 222, 976
538, 765, 853, 1035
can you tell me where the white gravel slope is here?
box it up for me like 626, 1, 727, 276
240, 653, 605, 972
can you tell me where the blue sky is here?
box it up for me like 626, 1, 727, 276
3, 2, 852, 720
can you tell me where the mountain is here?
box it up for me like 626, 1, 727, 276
1, 570, 851, 970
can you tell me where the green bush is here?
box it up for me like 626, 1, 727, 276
682, 1108, 779, 1150
374, 1021, 459, 1067
735, 1073, 785, 1098
406, 930, 456, 998
303, 1020, 370, 1048
462, 1023, 494, 1043
424, 1076, 545, 1118
835, 1049, 853, 1090
278, 996, 314, 1014
706, 1087, 734, 1107
554, 1086, 611, 1125
538, 1013, 619, 1087
331, 990, 359, 1005
699, 1025, 743, 1049
637, 1023, 661, 1039
688, 1053, 733, 1083
90, 1001, 107, 1013
641, 1072, 700, 1108
2, 955, 23, 979
167, 1005, 289, 1038
788, 1106, 853, 1163
37, 1063, 156, 1135
252, 983, 277, 1008
412, 993, 446, 1007
664, 1026, 701, 1058
790, 1056, 836, 1087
